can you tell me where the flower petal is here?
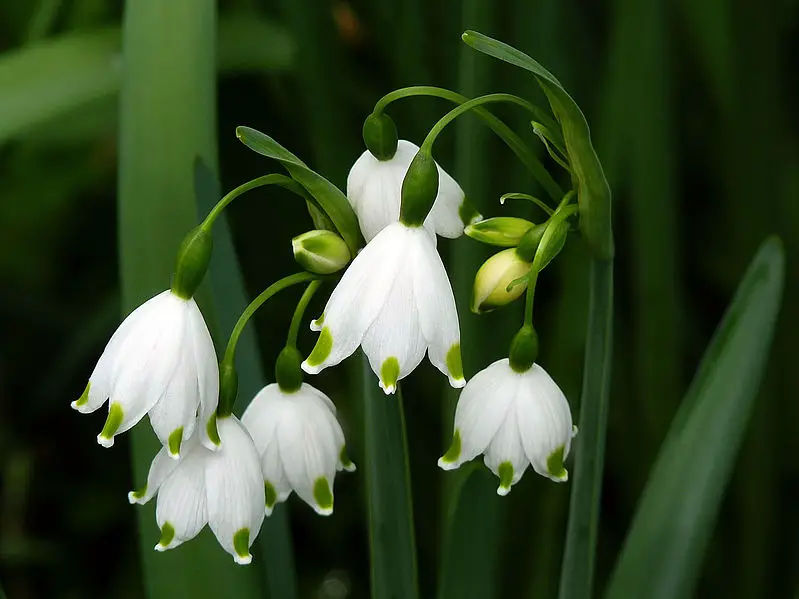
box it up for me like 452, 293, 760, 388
426, 161, 468, 238
128, 445, 182, 505
154, 447, 208, 551
205, 417, 265, 565
186, 301, 220, 450
483, 400, 529, 496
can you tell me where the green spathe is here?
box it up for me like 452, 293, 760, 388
380, 357, 400, 391
171, 226, 213, 299
362, 112, 398, 161
547, 445, 567, 480
313, 477, 334, 512
306, 327, 333, 366
399, 150, 439, 227
440, 429, 462, 464
168, 427, 184, 456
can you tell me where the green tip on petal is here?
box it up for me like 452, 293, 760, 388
459, 197, 482, 226
233, 528, 252, 565
157, 522, 175, 548
74, 382, 91, 408
128, 486, 148, 504
497, 461, 514, 495
379, 357, 400, 393
265, 481, 278, 511
438, 430, 462, 468
168, 427, 184, 457
306, 327, 333, 367
340, 446, 356, 472
446, 343, 464, 382
546, 445, 568, 481
206, 413, 221, 446
313, 477, 334, 515
98, 402, 123, 446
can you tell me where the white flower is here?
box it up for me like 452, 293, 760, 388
128, 416, 265, 565
241, 382, 354, 516
72, 290, 219, 457
301, 221, 465, 393
347, 140, 476, 242
439, 358, 575, 495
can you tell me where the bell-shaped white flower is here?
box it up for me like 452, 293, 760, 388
72, 290, 219, 457
347, 140, 476, 242
302, 221, 465, 393
439, 358, 575, 495
241, 382, 354, 516
128, 416, 265, 565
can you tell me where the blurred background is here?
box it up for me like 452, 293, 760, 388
0, 0, 796, 598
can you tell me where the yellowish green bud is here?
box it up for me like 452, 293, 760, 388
465, 216, 535, 247
471, 248, 531, 314
292, 230, 351, 275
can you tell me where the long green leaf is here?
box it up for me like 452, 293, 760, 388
234, 126, 363, 255
605, 237, 784, 599
461, 30, 613, 261
558, 258, 614, 599
0, 17, 293, 145
118, 1, 259, 597
363, 373, 419, 599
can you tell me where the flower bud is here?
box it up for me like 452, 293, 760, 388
292, 230, 351, 274
362, 112, 398, 161
399, 150, 439, 227
171, 226, 213, 299
471, 248, 532, 314
465, 217, 534, 247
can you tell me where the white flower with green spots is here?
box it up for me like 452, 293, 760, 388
128, 416, 265, 565
241, 382, 354, 516
301, 221, 465, 394
347, 140, 477, 242
439, 358, 576, 494
71, 290, 219, 458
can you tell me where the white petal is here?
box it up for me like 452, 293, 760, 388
360, 258, 427, 394
483, 399, 529, 496
187, 301, 221, 451
128, 446, 181, 505
440, 359, 517, 469
299, 385, 354, 472
516, 364, 574, 482
302, 223, 405, 375
205, 417, 265, 565
410, 230, 464, 387
426, 162, 468, 238
276, 398, 339, 515
154, 447, 208, 551
74, 291, 167, 414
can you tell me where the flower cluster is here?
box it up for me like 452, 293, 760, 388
75, 92, 582, 562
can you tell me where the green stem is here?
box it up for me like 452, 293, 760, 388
523, 268, 539, 327
558, 257, 614, 599
200, 173, 301, 230
373, 86, 563, 202
286, 279, 322, 349
222, 272, 319, 366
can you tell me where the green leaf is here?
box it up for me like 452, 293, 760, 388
558, 258, 614, 599
462, 30, 614, 261
605, 237, 784, 599
0, 16, 293, 145
363, 370, 419, 599
118, 1, 260, 597
235, 126, 363, 255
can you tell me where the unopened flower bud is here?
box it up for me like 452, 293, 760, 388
362, 112, 399, 161
471, 248, 532, 314
399, 150, 439, 227
292, 230, 351, 274
465, 217, 534, 247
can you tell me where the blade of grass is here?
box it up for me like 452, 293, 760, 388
118, 1, 259, 596
604, 238, 784, 599
363, 373, 419, 599
558, 258, 614, 599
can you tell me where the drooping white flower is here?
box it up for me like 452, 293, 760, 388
241, 382, 354, 516
439, 358, 575, 494
72, 290, 219, 457
301, 221, 465, 393
129, 416, 265, 565
347, 140, 477, 242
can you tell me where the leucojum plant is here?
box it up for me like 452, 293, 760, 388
72, 26, 784, 599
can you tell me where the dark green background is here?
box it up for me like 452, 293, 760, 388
0, 0, 796, 598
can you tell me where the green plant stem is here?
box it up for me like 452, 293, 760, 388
372, 86, 563, 202
222, 272, 319, 368
286, 279, 322, 349
558, 257, 614, 599
201, 174, 296, 230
